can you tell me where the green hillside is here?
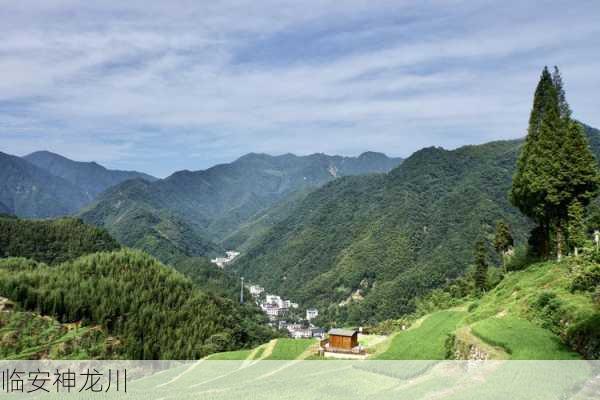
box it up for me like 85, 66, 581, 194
79, 152, 402, 262
234, 125, 600, 326
0, 215, 120, 264
80, 180, 223, 264
375, 256, 598, 360
0, 249, 275, 359
233, 139, 532, 324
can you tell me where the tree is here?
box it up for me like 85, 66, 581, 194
510, 66, 600, 260
567, 201, 586, 256
473, 240, 488, 293
494, 221, 514, 272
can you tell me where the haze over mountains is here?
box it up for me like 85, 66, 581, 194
0, 150, 156, 218
24, 151, 157, 199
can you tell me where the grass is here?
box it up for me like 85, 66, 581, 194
264, 339, 316, 360
471, 316, 580, 359
467, 260, 597, 326
374, 310, 466, 360
207, 349, 253, 360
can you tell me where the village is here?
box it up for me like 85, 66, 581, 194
217, 251, 386, 357
247, 283, 326, 340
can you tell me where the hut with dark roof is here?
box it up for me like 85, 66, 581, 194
327, 328, 358, 351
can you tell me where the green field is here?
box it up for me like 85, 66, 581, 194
207, 349, 253, 360
471, 317, 580, 359
264, 338, 315, 360
375, 311, 466, 360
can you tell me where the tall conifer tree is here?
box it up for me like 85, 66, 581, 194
474, 239, 488, 293
511, 67, 600, 260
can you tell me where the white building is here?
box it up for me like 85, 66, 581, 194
265, 294, 283, 307
249, 285, 264, 297
306, 308, 319, 321
210, 250, 240, 268
291, 329, 313, 339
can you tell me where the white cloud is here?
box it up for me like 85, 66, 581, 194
0, 0, 598, 177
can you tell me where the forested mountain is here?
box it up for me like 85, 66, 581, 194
0, 215, 120, 265
24, 150, 157, 199
80, 152, 402, 262
233, 126, 600, 325
0, 151, 90, 218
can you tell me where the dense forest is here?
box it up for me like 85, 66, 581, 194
233, 139, 533, 324
0, 249, 275, 359
0, 216, 120, 264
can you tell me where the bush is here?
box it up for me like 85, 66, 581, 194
506, 245, 537, 272
468, 302, 479, 312
570, 264, 600, 292
532, 292, 565, 332
565, 314, 600, 360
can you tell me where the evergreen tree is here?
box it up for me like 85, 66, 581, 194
510, 67, 600, 260
552, 66, 571, 120
473, 240, 488, 293
494, 221, 514, 272
567, 200, 586, 256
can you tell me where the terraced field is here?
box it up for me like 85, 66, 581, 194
207, 339, 316, 360
471, 317, 580, 359
374, 311, 467, 360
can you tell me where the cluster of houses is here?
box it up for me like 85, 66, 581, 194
247, 284, 324, 339
210, 250, 240, 268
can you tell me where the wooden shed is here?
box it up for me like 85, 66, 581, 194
327, 328, 358, 351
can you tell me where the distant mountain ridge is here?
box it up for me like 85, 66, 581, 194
80, 151, 403, 262
0, 151, 90, 218
24, 150, 157, 200
0, 150, 156, 219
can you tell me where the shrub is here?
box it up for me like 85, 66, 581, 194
570, 264, 600, 292
506, 245, 536, 272
565, 314, 600, 360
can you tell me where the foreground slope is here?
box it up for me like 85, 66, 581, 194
0, 249, 275, 359
376, 257, 598, 360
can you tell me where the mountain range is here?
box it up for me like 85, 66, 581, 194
1, 124, 598, 325
0, 150, 156, 218
79, 152, 403, 262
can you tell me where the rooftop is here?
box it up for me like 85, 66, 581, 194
328, 328, 357, 337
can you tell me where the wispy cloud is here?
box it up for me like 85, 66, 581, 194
0, 0, 598, 177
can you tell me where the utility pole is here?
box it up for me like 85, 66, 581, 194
240, 277, 244, 304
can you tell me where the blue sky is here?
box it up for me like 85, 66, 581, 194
0, 0, 599, 177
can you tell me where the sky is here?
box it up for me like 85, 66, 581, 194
0, 1, 599, 178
